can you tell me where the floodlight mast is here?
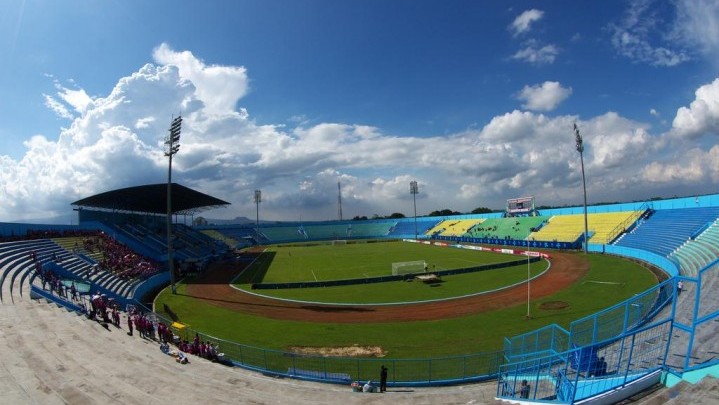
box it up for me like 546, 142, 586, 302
410, 181, 418, 240
526, 237, 531, 319
254, 189, 261, 239
165, 115, 182, 294
574, 122, 589, 255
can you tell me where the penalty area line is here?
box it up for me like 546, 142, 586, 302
311, 270, 318, 281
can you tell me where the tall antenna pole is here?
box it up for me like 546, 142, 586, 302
165, 115, 182, 294
337, 180, 343, 221
574, 122, 589, 255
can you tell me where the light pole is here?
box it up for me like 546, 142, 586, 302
574, 122, 589, 255
526, 237, 531, 319
410, 181, 418, 240
165, 115, 182, 294
254, 189, 262, 239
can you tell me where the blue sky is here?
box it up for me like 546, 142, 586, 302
1, 0, 718, 223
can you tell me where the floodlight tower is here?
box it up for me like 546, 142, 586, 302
337, 180, 343, 221
526, 237, 531, 319
254, 189, 262, 238
410, 180, 419, 240
165, 115, 182, 294
574, 122, 589, 255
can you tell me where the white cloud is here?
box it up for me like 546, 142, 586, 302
671, 78, 719, 139
135, 116, 155, 129
2, 45, 719, 222
152, 43, 249, 115
641, 146, 718, 183
607, 0, 691, 66
512, 44, 559, 65
510, 9, 544, 36
517, 81, 572, 112
43, 94, 73, 119
56, 86, 93, 115
671, 0, 719, 62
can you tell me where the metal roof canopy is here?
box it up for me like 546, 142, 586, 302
71, 183, 230, 215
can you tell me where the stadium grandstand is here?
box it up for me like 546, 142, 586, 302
1, 189, 719, 404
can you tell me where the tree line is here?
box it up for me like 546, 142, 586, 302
352, 206, 497, 221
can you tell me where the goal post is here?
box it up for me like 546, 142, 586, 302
391, 260, 427, 276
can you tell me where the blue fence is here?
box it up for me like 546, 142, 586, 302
568, 280, 674, 347
133, 299, 506, 386
498, 256, 719, 402
502, 279, 674, 367
590, 244, 680, 277
503, 324, 570, 364
498, 320, 671, 403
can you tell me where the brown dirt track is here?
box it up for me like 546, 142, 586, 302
184, 249, 589, 323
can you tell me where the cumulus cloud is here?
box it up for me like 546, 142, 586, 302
671, 78, 719, 139
152, 43, 249, 115
641, 146, 719, 184
510, 9, 544, 36
517, 81, 572, 112
2, 45, 718, 222
512, 44, 559, 65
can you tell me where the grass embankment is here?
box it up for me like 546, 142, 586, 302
155, 252, 657, 358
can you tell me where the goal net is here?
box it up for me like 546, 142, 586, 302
391, 260, 427, 276
332, 240, 348, 246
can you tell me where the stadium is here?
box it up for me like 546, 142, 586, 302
1, 184, 718, 404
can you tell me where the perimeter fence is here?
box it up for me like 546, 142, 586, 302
28, 271, 507, 386
498, 320, 671, 402
137, 299, 507, 386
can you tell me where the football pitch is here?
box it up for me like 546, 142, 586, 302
240, 240, 524, 283
234, 241, 546, 304
159, 250, 659, 358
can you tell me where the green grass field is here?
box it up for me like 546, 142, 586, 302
239, 241, 522, 283
155, 250, 657, 358
234, 241, 545, 303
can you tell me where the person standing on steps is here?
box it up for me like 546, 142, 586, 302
380, 365, 388, 393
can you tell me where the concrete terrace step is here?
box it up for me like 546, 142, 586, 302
0, 298, 502, 404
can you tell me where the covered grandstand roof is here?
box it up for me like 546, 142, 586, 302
71, 183, 230, 215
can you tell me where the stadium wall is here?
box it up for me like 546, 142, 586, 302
132, 271, 171, 303
589, 244, 680, 277
0, 222, 84, 237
